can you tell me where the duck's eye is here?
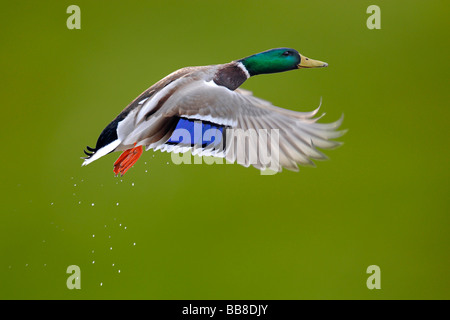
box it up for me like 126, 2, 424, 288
282, 51, 291, 56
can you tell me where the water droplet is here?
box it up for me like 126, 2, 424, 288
124, 226, 127, 230
133, 242, 136, 246
118, 270, 121, 273
116, 202, 119, 206
92, 261, 95, 264
131, 182, 135, 187
109, 247, 112, 250
92, 234, 95, 238
91, 203, 95, 206
100, 282, 103, 286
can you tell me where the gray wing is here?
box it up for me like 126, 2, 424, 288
128, 80, 345, 172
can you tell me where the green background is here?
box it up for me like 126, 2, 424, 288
1, 0, 448, 299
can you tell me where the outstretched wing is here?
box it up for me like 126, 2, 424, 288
147, 80, 346, 172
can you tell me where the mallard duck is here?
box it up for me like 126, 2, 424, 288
82, 48, 344, 175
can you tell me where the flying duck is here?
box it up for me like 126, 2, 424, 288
82, 48, 345, 176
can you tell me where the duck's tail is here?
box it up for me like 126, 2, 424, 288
81, 140, 121, 166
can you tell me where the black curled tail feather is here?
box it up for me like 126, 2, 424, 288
83, 146, 95, 157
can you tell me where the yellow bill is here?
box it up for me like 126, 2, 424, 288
298, 55, 328, 68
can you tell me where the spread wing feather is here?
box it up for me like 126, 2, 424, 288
126, 80, 346, 172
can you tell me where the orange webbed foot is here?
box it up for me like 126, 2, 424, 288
113, 145, 143, 176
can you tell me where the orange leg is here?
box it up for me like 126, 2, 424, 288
113, 144, 143, 176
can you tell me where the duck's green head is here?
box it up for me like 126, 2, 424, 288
238, 48, 328, 77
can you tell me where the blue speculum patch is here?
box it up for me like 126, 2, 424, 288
167, 118, 225, 148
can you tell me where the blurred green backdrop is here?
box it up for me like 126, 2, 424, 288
0, 0, 448, 299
